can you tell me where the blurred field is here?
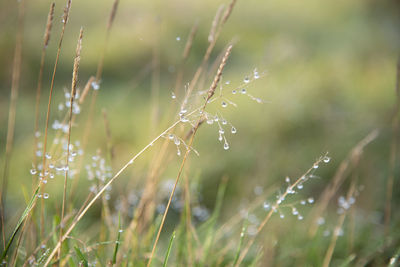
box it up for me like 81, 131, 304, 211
0, 0, 399, 266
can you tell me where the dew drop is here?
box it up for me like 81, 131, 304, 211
222, 120, 227, 125
223, 142, 229, 150
174, 137, 181, 146
298, 215, 303, 220
171, 92, 176, 99
219, 129, 225, 134
43, 193, 49, 199
168, 134, 174, 140
323, 156, 331, 163
307, 197, 314, 204
313, 163, 319, 169
263, 202, 270, 210
279, 214, 285, 219
254, 71, 260, 79
225, 80, 230, 85
177, 148, 181, 156
30, 168, 37, 175
176, 36, 181, 41
206, 119, 214, 125
91, 81, 100, 90
300, 200, 306, 205
231, 127, 237, 134
221, 101, 227, 108
232, 90, 237, 94
244, 77, 250, 83
285, 177, 290, 183
45, 153, 51, 159
218, 134, 223, 141
241, 88, 246, 94
297, 184, 303, 189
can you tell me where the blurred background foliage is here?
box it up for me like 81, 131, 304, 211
0, 0, 400, 265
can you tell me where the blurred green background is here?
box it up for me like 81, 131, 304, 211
0, 0, 400, 264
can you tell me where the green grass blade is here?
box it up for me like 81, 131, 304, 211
1, 186, 39, 262
112, 212, 122, 264
162, 231, 176, 267
74, 246, 89, 267
233, 222, 247, 266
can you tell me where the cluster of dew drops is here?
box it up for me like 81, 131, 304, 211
169, 68, 264, 153
31, 82, 100, 200
238, 154, 331, 236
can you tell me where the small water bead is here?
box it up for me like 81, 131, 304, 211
65, 92, 71, 99
263, 201, 270, 210
179, 109, 187, 115
118, 229, 123, 233
168, 134, 174, 140
231, 127, 237, 134
300, 200, 306, 205
232, 90, 237, 94
222, 120, 227, 125
297, 184, 303, 189
223, 142, 229, 150
36, 150, 43, 157
219, 129, 225, 134
58, 103, 64, 111
42, 179, 47, 184
35, 131, 41, 138
218, 134, 223, 141
180, 116, 189, 123
45, 153, 51, 159
43, 193, 49, 199
313, 163, 319, 169
49, 173, 54, 179
285, 177, 290, 183
91, 81, 100, 90
71, 151, 77, 157
297, 215, 303, 220
292, 207, 298, 215
49, 163, 54, 169
30, 168, 37, 175
177, 148, 181, 156
171, 92, 176, 99
221, 101, 227, 108
317, 217, 325, 225
225, 80, 230, 85
243, 77, 250, 83
174, 137, 181, 146
279, 213, 285, 219
207, 119, 214, 125
323, 156, 331, 163
241, 88, 246, 94
253, 70, 260, 79
37, 194, 42, 198
307, 197, 314, 204
176, 36, 181, 41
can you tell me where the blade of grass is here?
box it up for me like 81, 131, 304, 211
74, 246, 89, 267
232, 222, 247, 266
162, 231, 176, 267
112, 213, 122, 264
1, 187, 39, 262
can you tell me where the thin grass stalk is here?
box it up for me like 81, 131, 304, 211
0, 0, 25, 249
308, 130, 378, 237
384, 57, 400, 237
322, 182, 356, 267
71, 0, 119, 197
58, 27, 83, 261
39, 0, 72, 238
146, 45, 233, 267
33, 2, 55, 173
235, 155, 328, 267
180, 0, 236, 112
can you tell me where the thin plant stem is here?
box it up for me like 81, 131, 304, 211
146, 45, 233, 267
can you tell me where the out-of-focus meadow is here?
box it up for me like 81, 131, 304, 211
0, 0, 399, 266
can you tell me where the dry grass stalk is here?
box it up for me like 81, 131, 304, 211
79, 76, 95, 104
384, 57, 400, 236
208, 5, 224, 43
33, 2, 55, 171
322, 181, 357, 267
102, 109, 115, 162
1, 0, 25, 248
146, 45, 233, 267
58, 27, 83, 260
308, 130, 379, 237
180, 0, 237, 112
39, 0, 71, 238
